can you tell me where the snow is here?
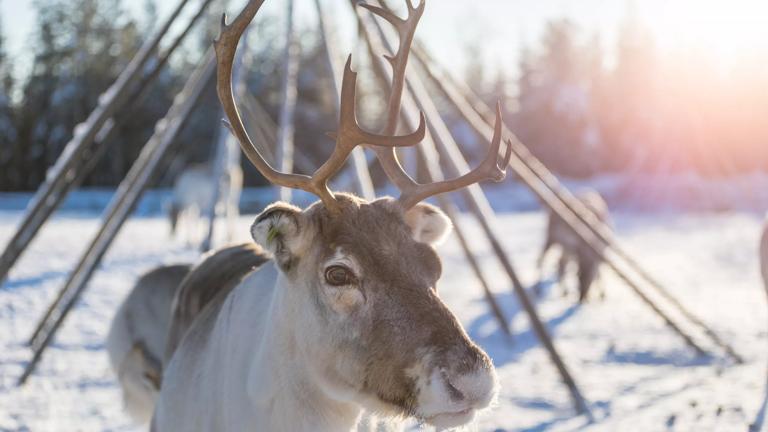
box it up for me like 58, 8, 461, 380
0, 196, 766, 431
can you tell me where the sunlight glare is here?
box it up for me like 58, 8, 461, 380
649, 0, 768, 66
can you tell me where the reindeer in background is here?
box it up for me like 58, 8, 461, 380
537, 190, 612, 303
152, 0, 512, 430
168, 162, 243, 246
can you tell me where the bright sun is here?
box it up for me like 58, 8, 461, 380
648, 0, 768, 65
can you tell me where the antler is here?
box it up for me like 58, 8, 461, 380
361, 0, 512, 210
398, 105, 512, 208
215, 0, 426, 214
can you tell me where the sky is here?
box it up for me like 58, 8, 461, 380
2, 0, 768, 82
0, 0, 625, 78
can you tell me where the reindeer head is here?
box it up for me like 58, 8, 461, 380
215, 0, 511, 428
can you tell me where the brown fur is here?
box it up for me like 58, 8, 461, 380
163, 243, 270, 363
538, 191, 610, 302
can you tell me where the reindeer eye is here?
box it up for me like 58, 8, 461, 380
325, 265, 356, 286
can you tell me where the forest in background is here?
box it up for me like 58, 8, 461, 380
1, 0, 767, 192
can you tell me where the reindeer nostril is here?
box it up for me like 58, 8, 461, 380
441, 369, 465, 402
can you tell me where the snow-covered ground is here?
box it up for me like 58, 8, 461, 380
0, 203, 766, 431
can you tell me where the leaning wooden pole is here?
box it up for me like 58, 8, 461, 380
355, 5, 592, 418
406, 42, 716, 360
25, 47, 209, 347
274, 0, 300, 203
19, 53, 217, 384
314, 0, 376, 201
0, 0, 211, 287
21, 0, 216, 340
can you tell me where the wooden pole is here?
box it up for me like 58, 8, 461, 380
355, 5, 592, 418
20, 52, 217, 385
274, 0, 300, 203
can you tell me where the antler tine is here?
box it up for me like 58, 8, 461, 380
361, 0, 425, 134
358, 3, 405, 31
398, 103, 511, 209
337, 57, 427, 149
312, 57, 427, 190
358, 0, 429, 193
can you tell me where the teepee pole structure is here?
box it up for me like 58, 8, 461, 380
407, 39, 742, 363
274, 0, 301, 203
355, 3, 592, 417
0, 0, 215, 288
23, 0, 219, 345
19, 51, 217, 385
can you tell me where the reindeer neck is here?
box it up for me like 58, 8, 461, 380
244, 270, 362, 431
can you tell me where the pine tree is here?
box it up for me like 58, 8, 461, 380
602, 7, 659, 173
513, 20, 601, 177
0, 14, 19, 191
13, 0, 148, 189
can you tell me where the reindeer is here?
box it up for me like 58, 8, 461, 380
536, 190, 611, 303
107, 247, 400, 431
152, 1, 512, 430
168, 162, 243, 246
106, 264, 191, 423
761, 218, 768, 299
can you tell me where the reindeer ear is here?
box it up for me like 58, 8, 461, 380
404, 203, 453, 246
251, 202, 310, 270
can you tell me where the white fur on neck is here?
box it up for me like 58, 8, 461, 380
242, 266, 364, 431
155, 263, 363, 432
